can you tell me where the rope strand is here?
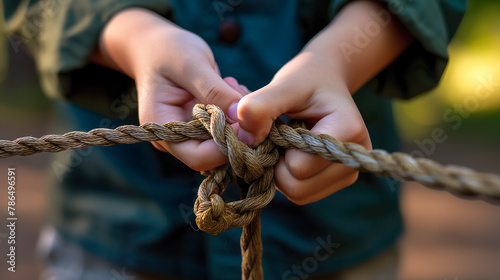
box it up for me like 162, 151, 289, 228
1, 104, 500, 280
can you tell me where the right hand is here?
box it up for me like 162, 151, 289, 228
231, 52, 371, 205
95, 8, 247, 171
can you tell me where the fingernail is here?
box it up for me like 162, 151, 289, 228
238, 129, 255, 146
227, 102, 238, 123
240, 85, 250, 94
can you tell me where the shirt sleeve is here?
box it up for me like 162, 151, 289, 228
2, 0, 172, 99
329, 0, 466, 99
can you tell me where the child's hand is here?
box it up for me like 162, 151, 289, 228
233, 52, 371, 205
94, 8, 246, 171
231, 1, 413, 204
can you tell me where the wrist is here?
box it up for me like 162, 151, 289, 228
301, 1, 412, 93
95, 8, 178, 80
299, 46, 351, 92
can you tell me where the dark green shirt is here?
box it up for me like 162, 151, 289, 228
2, 0, 465, 279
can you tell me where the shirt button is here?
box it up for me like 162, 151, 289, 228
219, 16, 241, 44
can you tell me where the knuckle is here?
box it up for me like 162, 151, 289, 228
289, 197, 310, 206
189, 163, 206, 172
346, 117, 371, 149
345, 171, 359, 186
238, 96, 268, 125
285, 189, 311, 206
202, 83, 224, 105
279, 183, 311, 205
288, 162, 312, 180
280, 170, 360, 206
151, 142, 169, 153
286, 152, 328, 180
350, 119, 366, 138
183, 158, 206, 172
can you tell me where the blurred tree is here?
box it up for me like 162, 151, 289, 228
0, 0, 49, 123
0, 1, 7, 83
393, 1, 500, 141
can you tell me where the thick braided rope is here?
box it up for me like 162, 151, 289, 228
2, 104, 500, 280
191, 105, 277, 234
1, 104, 499, 199
0, 120, 211, 156
269, 125, 500, 198
192, 105, 277, 279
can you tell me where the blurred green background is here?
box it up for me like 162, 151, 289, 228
1, 1, 499, 148
394, 0, 500, 144
0, 1, 500, 280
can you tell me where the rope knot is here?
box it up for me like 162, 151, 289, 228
195, 194, 235, 235
192, 105, 279, 232
4, 103, 500, 280
190, 104, 281, 279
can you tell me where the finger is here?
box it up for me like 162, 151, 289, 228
158, 138, 229, 171
236, 82, 311, 146
275, 156, 359, 205
239, 85, 251, 94
285, 91, 372, 179
224, 77, 248, 96
224, 77, 247, 124
152, 105, 230, 170
284, 149, 331, 180
139, 84, 230, 171
156, 121, 240, 171
178, 63, 244, 115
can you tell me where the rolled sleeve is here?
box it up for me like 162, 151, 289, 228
3, 0, 172, 99
329, 0, 466, 99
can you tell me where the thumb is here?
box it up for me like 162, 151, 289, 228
179, 63, 243, 116
234, 82, 307, 146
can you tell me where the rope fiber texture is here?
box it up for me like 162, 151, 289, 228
1, 104, 500, 279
